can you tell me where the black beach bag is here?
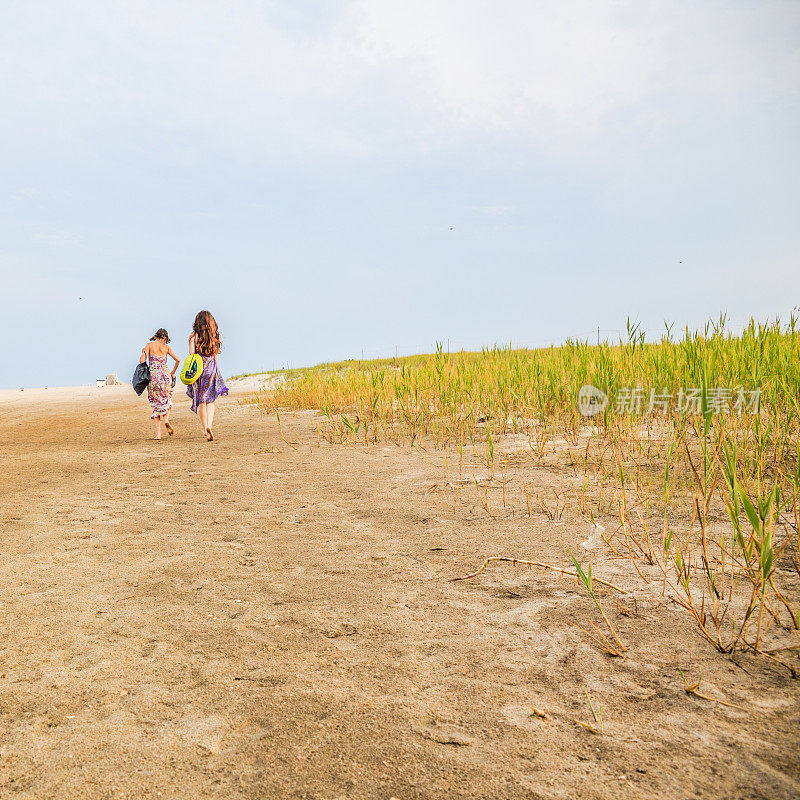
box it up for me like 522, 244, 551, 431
132, 362, 151, 396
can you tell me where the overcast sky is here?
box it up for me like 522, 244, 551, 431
1, 0, 798, 388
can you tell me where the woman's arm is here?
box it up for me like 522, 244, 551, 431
168, 347, 180, 375
188, 333, 196, 355
139, 343, 150, 364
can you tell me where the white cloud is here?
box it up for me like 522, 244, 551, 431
350, 1, 657, 126
347, 0, 800, 156
0, 0, 797, 167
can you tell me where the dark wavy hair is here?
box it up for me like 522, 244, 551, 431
192, 310, 221, 356
150, 328, 170, 343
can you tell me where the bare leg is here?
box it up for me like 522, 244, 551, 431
164, 409, 174, 436
198, 403, 208, 437
154, 415, 162, 440
204, 401, 216, 441
207, 401, 215, 431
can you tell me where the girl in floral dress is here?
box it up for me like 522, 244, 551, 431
139, 329, 180, 440
187, 310, 229, 441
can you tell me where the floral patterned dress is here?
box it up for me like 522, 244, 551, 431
147, 354, 173, 418
186, 354, 229, 413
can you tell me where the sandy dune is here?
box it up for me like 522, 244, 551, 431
0, 387, 798, 799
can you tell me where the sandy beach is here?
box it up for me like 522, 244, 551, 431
1, 385, 798, 799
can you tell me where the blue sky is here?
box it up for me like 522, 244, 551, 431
1, 1, 798, 388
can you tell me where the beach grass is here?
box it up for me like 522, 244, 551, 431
253, 315, 800, 667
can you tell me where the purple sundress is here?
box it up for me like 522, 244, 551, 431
186, 354, 229, 413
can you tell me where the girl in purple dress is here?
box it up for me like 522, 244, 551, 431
187, 310, 229, 441
139, 329, 180, 440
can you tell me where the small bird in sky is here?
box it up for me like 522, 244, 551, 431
449, 227, 454, 230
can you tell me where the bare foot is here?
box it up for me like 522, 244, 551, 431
165, 421, 174, 436
206, 428, 214, 441
154, 436, 162, 440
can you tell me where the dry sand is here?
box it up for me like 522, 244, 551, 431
1, 385, 798, 799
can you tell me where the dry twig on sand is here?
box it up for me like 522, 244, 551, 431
451, 556, 628, 595
680, 672, 748, 711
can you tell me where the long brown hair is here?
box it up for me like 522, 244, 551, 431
192, 310, 221, 356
